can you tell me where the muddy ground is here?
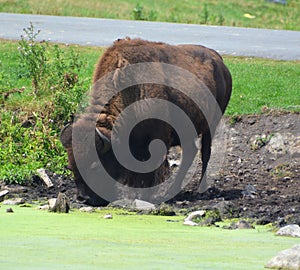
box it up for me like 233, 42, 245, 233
1, 111, 299, 224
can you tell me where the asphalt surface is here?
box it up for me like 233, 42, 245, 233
1, 12, 300, 60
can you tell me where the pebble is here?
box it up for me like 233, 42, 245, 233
184, 210, 206, 222
0, 190, 9, 201
133, 199, 156, 211
38, 205, 50, 211
79, 206, 94, 213
183, 220, 198, 226
276, 224, 300, 238
2, 198, 25, 205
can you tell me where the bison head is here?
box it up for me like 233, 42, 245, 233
60, 122, 111, 206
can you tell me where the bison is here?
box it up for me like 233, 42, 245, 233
60, 38, 232, 206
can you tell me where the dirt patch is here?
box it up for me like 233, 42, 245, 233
1, 111, 299, 224
173, 111, 300, 224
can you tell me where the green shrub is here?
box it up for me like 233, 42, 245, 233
0, 23, 87, 184
0, 111, 67, 184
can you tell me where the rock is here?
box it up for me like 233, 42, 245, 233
276, 224, 300, 238
38, 205, 50, 211
79, 206, 94, 213
132, 199, 156, 211
2, 198, 25, 205
5, 185, 27, 194
183, 210, 223, 227
0, 190, 9, 202
241, 184, 257, 199
266, 132, 300, 157
48, 198, 57, 210
6, 208, 14, 213
185, 210, 206, 222
223, 220, 254, 230
36, 168, 54, 188
183, 220, 198, 226
104, 214, 113, 219
108, 199, 135, 209
199, 217, 217, 227
236, 220, 254, 229
49, 193, 70, 213
265, 244, 300, 270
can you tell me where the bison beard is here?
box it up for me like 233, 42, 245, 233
60, 38, 232, 206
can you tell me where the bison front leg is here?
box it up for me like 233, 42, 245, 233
199, 131, 212, 192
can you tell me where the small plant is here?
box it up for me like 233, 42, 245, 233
217, 14, 225, 26
270, 163, 294, 180
17, 23, 84, 124
148, 10, 158, 21
132, 4, 158, 21
133, 3, 144, 20
229, 114, 242, 125
200, 3, 209, 24
18, 23, 48, 95
250, 134, 274, 150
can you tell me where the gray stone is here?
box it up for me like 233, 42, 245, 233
48, 193, 70, 213
183, 220, 199, 226
185, 210, 206, 222
104, 214, 113, 219
108, 199, 135, 209
241, 184, 257, 199
266, 132, 300, 157
38, 205, 50, 211
266, 244, 300, 270
48, 198, 57, 210
0, 190, 9, 202
79, 206, 94, 213
276, 224, 300, 238
5, 186, 27, 194
132, 199, 156, 211
223, 220, 254, 230
2, 197, 25, 205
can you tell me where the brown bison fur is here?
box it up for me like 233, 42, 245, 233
60, 38, 232, 206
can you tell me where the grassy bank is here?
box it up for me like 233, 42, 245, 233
0, 0, 299, 30
0, 206, 299, 270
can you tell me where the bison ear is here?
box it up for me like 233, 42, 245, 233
60, 123, 73, 148
112, 56, 129, 88
95, 128, 111, 154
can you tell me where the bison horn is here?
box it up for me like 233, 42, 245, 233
95, 128, 111, 154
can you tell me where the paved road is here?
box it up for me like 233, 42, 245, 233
1, 12, 300, 60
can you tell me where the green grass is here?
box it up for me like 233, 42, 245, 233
0, 206, 299, 270
224, 57, 300, 115
0, 0, 300, 30
1, 39, 299, 115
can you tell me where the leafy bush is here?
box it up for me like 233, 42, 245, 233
17, 23, 85, 122
0, 23, 88, 184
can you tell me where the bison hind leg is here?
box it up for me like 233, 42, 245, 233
199, 131, 212, 192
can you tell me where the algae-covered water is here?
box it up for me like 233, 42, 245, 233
0, 206, 299, 269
